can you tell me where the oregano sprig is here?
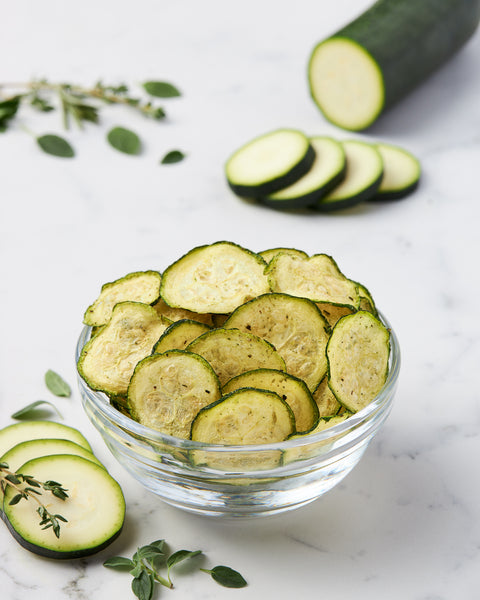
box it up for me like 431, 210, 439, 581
0, 462, 68, 538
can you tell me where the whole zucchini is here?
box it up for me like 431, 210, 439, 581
308, 0, 480, 130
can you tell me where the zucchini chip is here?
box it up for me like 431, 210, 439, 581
327, 311, 390, 412
223, 368, 318, 433
190, 388, 295, 445
153, 319, 210, 354
266, 252, 360, 309
224, 293, 330, 391
283, 415, 350, 464
187, 328, 285, 386
83, 271, 161, 327
77, 302, 170, 396
152, 298, 214, 326
312, 376, 342, 418
259, 247, 309, 264
160, 241, 269, 314
128, 351, 221, 439
318, 303, 354, 328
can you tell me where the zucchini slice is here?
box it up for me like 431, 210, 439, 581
259, 247, 309, 264
77, 301, 170, 396
225, 128, 315, 197
190, 388, 295, 445
327, 311, 390, 412
308, 0, 480, 130
312, 376, 342, 418
224, 293, 330, 391
186, 328, 285, 386
222, 368, 319, 433
160, 241, 269, 314
317, 303, 354, 328
152, 298, 214, 326
372, 142, 421, 200
153, 319, 211, 354
313, 140, 383, 211
3, 454, 125, 559
266, 252, 360, 310
83, 271, 161, 327
260, 137, 346, 209
128, 351, 221, 438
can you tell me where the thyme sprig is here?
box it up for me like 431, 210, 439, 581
0, 461, 68, 538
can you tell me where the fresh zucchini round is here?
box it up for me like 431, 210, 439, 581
3, 454, 125, 559
308, 0, 480, 130
225, 129, 315, 197
372, 142, 421, 200
313, 140, 383, 211
259, 136, 346, 209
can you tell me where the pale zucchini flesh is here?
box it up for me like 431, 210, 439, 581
312, 376, 342, 418
83, 271, 161, 327
222, 368, 319, 433
77, 301, 170, 396
160, 242, 270, 314
224, 293, 330, 391
187, 328, 286, 387
259, 247, 309, 264
127, 351, 221, 439
327, 311, 390, 412
153, 319, 211, 354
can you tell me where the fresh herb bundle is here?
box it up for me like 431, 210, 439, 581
0, 78, 184, 161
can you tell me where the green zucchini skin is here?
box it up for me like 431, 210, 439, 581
309, 0, 480, 129
312, 171, 383, 212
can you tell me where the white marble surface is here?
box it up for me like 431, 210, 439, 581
1, 1, 480, 598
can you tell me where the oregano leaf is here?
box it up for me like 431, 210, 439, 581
103, 556, 136, 571
160, 150, 185, 164
166, 549, 202, 570
11, 400, 63, 420
107, 126, 141, 155
0, 96, 21, 132
143, 81, 181, 98
131, 569, 154, 600
45, 370, 71, 397
201, 565, 248, 588
37, 134, 75, 158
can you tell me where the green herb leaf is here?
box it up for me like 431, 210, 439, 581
37, 134, 75, 158
167, 549, 202, 570
8, 493, 25, 506
202, 565, 248, 588
160, 149, 185, 164
30, 94, 55, 112
45, 370, 71, 397
0, 96, 21, 132
11, 400, 63, 420
103, 556, 136, 571
107, 126, 141, 155
143, 81, 181, 98
131, 569, 154, 600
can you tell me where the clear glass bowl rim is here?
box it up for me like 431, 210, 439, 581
75, 311, 400, 454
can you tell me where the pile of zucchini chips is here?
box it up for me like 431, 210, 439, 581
78, 242, 390, 448
225, 129, 420, 211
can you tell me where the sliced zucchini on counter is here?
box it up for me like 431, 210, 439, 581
128, 351, 221, 438
308, 0, 480, 130
225, 129, 315, 197
224, 293, 330, 392
153, 319, 211, 354
372, 142, 421, 200
187, 328, 286, 386
77, 301, 170, 396
266, 252, 360, 309
3, 454, 125, 559
160, 242, 269, 314
83, 271, 162, 327
313, 141, 383, 211
222, 368, 319, 434
260, 136, 346, 209
190, 388, 295, 445
327, 311, 390, 412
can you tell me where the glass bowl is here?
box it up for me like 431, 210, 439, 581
75, 314, 400, 518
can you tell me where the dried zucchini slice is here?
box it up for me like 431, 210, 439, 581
318, 303, 354, 328
312, 376, 342, 418
355, 281, 378, 316
160, 241, 269, 314
83, 271, 161, 327
153, 319, 211, 354
77, 302, 170, 396
152, 298, 214, 326
327, 311, 390, 412
190, 388, 295, 445
266, 253, 360, 309
283, 415, 350, 464
259, 247, 309, 264
224, 293, 330, 391
186, 328, 285, 386
223, 368, 318, 433
128, 351, 221, 439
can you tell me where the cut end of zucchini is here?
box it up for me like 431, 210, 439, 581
308, 37, 385, 131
